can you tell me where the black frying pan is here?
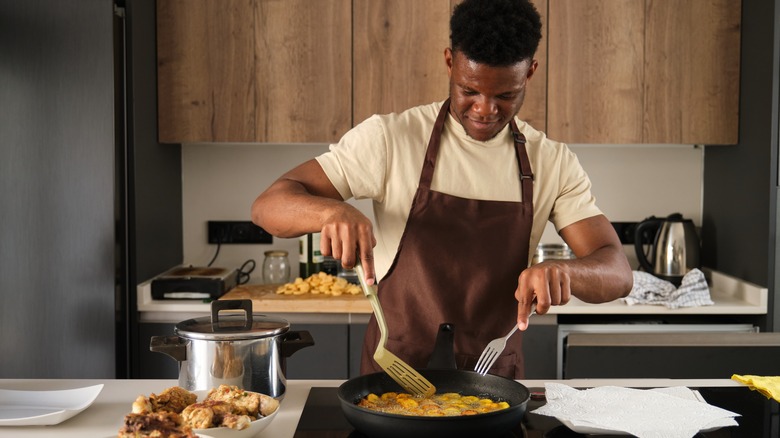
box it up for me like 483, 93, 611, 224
337, 324, 530, 438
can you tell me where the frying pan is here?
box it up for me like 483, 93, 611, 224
337, 324, 530, 438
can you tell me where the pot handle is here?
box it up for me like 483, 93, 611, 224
212, 299, 253, 328
427, 323, 457, 370
279, 330, 315, 358
150, 335, 187, 362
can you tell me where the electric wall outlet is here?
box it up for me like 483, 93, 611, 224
208, 221, 273, 244
612, 222, 655, 245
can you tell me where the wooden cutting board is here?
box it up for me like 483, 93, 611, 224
220, 284, 372, 314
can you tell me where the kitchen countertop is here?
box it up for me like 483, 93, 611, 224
0, 378, 747, 437
137, 268, 767, 322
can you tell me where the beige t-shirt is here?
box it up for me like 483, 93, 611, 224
316, 101, 601, 281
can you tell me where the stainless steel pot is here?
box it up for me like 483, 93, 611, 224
150, 299, 314, 399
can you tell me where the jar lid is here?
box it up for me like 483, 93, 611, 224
264, 250, 288, 257
175, 300, 289, 341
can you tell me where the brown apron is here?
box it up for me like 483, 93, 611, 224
360, 99, 535, 379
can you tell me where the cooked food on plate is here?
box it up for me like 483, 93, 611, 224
205, 383, 279, 417
118, 384, 279, 437
117, 411, 196, 438
132, 385, 198, 415
357, 391, 510, 416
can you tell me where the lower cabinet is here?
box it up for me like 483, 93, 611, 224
522, 323, 558, 379
286, 323, 350, 379
349, 323, 368, 378
564, 332, 780, 379
135, 318, 557, 380
345, 321, 558, 380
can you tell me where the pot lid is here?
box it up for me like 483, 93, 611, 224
174, 300, 290, 341
176, 313, 289, 341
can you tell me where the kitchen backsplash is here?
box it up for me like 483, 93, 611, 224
181, 143, 703, 282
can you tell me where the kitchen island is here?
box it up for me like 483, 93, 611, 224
0, 378, 774, 437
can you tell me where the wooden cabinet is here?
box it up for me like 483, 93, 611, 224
352, 0, 451, 125
158, 0, 738, 145
158, 0, 548, 144
353, 0, 548, 130
547, 0, 740, 144
157, 0, 352, 143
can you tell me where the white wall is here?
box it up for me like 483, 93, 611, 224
180, 143, 373, 282
180, 143, 703, 283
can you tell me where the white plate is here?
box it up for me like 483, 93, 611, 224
191, 390, 279, 438
0, 384, 104, 426
556, 390, 736, 435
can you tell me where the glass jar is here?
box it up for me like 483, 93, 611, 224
532, 243, 574, 265
263, 250, 290, 284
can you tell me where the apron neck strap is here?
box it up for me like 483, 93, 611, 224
418, 99, 451, 188
420, 99, 535, 207
509, 119, 534, 208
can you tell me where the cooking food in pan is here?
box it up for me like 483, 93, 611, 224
338, 324, 530, 438
357, 391, 510, 416
117, 384, 279, 437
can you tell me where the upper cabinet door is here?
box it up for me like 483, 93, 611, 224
352, 0, 451, 125
547, 0, 740, 145
353, 0, 547, 131
644, 0, 741, 145
548, 0, 644, 144
157, 0, 352, 143
519, 0, 548, 132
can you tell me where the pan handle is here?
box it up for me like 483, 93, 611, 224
427, 323, 457, 370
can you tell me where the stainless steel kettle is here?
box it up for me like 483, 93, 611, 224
634, 213, 700, 285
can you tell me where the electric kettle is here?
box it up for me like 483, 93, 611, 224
634, 213, 700, 285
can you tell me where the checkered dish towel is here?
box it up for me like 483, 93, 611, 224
622, 268, 713, 309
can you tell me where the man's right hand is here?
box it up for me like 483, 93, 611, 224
319, 206, 377, 285
251, 158, 378, 284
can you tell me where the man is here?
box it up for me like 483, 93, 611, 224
252, 0, 632, 378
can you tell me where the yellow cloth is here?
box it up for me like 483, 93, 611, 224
731, 374, 780, 402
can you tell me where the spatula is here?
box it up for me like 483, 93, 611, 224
354, 260, 436, 397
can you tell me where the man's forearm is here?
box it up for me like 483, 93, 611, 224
567, 245, 633, 303
251, 179, 341, 237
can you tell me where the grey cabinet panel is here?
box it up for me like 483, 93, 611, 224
349, 323, 368, 378
287, 324, 349, 379
350, 322, 555, 379
522, 324, 558, 379
564, 332, 780, 378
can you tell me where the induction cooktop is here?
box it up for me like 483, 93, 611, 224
292, 386, 777, 438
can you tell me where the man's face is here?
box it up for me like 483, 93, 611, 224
445, 48, 537, 141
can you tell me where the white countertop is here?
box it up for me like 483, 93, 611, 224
0, 378, 743, 437
137, 268, 767, 322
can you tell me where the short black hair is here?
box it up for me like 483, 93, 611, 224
450, 0, 542, 66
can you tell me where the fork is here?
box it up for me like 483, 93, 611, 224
354, 260, 436, 397
473, 307, 537, 376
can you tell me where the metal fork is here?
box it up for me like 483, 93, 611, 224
473, 307, 536, 376
354, 260, 436, 397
